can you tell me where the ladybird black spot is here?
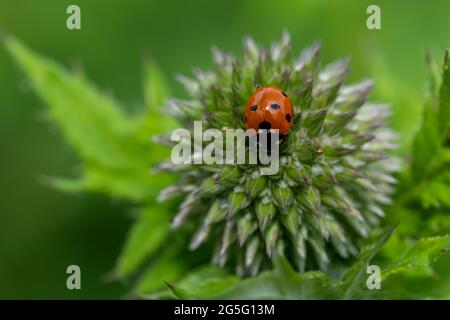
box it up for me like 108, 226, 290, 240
282, 91, 288, 97
245, 116, 247, 122
271, 103, 280, 110
259, 121, 272, 130
250, 104, 257, 111
285, 113, 291, 122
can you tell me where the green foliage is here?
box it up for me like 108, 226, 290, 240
382, 235, 450, 280
338, 224, 397, 299
116, 204, 172, 277
6, 37, 174, 202
378, 50, 450, 299
7, 37, 450, 300
134, 243, 188, 295
407, 50, 450, 208
164, 266, 240, 299
152, 225, 449, 299
6, 37, 178, 286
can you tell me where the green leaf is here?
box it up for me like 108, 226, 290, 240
6, 37, 182, 291
428, 214, 450, 234
165, 283, 192, 300
150, 266, 240, 299
379, 238, 450, 299
165, 255, 348, 300
214, 271, 285, 299
411, 99, 441, 179
397, 50, 450, 212
137, 58, 177, 138
135, 241, 188, 295
169, 258, 339, 300
338, 223, 397, 299
6, 37, 172, 201
411, 50, 450, 181
420, 174, 450, 208
438, 49, 450, 139
143, 225, 450, 300
382, 235, 450, 280
115, 204, 173, 277
143, 58, 169, 113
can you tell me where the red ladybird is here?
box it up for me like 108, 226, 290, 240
244, 85, 295, 135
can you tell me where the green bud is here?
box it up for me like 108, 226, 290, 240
359, 151, 386, 162
308, 236, 330, 268
228, 188, 249, 217
297, 186, 321, 215
302, 109, 328, 137
205, 200, 227, 224
312, 81, 342, 108
296, 41, 320, 76
171, 193, 197, 228
215, 166, 242, 187
265, 223, 280, 257
305, 212, 329, 240
323, 145, 355, 157
348, 133, 375, 147
243, 37, 259, 62
297, 138, 323, 163
334, 166, 366, 183
291, 78, 313, 108
296, 231, 307, 258
326, 111, 357, 136
250, 254, 263, 276
196, 176, 221, 196
244, 174, 267, 199
237, 213, 257, 246
219, 221, 235, 266
190, 222, 210, 250
255, 198, 277, 231
338, 80, 373, 112
318, 58, 349, 84
330, 232, 350, 258
272, 182, 293, 210
176, 74, 200, 96
356, 178, 379, 193
332, 187, 364, 222
326, 81, 343, 106
286, 164, 311, 186
281, 206, 300, 236
245, 237, 259, 267
312, 163, 338, 190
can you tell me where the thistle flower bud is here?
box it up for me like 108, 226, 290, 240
157, 34, 398, 275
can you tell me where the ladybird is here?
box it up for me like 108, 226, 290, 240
244, 85, 295, 135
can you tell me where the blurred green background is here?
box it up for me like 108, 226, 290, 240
0, 0, 449, 299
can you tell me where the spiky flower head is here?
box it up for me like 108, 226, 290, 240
157, 33, 398, 276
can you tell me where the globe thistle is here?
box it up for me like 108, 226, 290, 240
156, 33, 398, 276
